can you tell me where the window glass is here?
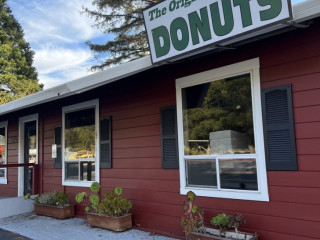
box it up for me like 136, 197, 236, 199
80, 162, 95, 181
64, 106, 96, 184
187, 159, 217, 187
182, 74, 255, 155
65, 163, 78, 180
0, 170, 4, 178
0, 127, 6, 178
65, 108, 95, 161
218, 158, 258, 190
182, 74, 258, 191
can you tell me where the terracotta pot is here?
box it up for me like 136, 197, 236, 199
186, 227, 258, 240
87, 212, 132, 232
34, 203, 75, 219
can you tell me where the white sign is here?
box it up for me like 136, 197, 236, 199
143, 0, 293, 64
52, 144, 57, 158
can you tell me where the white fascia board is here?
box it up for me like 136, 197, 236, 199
0, 56, 153, 116
293, 0, 320, 22
65, 55, 152, 93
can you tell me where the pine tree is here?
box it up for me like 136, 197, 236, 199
84, 0, 161, 70
0, 0, 42, 105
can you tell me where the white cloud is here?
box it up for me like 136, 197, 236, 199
38, 65, 94, 90
9, 0, 103, 44
34, 46, 95, 89
7, 0, 106, 89
34, 47, 91, 74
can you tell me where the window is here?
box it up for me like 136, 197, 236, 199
0, 121, 8, 184
62, 99, 99, 187
176, 58, 269, 201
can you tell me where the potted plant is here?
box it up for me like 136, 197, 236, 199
75, 182, 133, 232
181, 191, 205, 236
181, 191, 258, 240
25, 192, 75, 219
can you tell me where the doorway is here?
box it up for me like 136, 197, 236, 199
23, 121, 36, 195
18, 114, 38, 197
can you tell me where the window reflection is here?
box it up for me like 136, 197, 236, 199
182, 74, 255, 155
65, 163, 79, 180
27, 127, 37, 164
64, 107, 96, 182
219, 158, 258, 190
0, 169, 4, 178
65, 108, 95, 160
0, 127, 6, 165
0, 127, 6, 178
80, 162, 95, 181
187, 160, 217, 187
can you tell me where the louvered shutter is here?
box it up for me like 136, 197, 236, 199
54, 126, 62, 169
100, 117, 112, 169
160, 106, 179, 169
262, 84, 298, 170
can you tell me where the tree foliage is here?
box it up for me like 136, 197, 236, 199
183, 75, 254, 154
0, 0, 42, 104
185, 76, 253, 141
84, 0, 161, 70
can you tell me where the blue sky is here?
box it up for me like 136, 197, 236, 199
8, 0, 307, 89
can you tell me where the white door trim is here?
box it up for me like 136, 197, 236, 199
18, 114, 39, 197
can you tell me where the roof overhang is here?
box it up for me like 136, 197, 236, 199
0, 56, 153, 116
1, 0, 320, 116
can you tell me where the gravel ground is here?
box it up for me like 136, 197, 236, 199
0, 213, 177, 240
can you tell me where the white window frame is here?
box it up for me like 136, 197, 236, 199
18, 113, 39, 197
176, 58, 269, 201
62, 99, 100, 187
0, 121, 8, 184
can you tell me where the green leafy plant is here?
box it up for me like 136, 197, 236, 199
181, 191, 204, 236
54, 192, 69, 207
211, 213, 230, 237
96, 187, 132, 217
75, 182, 132, 217
228, 213, 247, 239
24, 192, 69, 207
75, 182, 101, 213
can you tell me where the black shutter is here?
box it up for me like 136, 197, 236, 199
100, 117, 112, 169
160, 106, 179, 169
54, 126, 62, 169
262, 84, 298, 171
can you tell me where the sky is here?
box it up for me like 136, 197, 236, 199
7, 0, 307, 89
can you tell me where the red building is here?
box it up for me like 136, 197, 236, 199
0, 1, 320, 239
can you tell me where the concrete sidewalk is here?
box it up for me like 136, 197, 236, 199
0, 213, 177, 240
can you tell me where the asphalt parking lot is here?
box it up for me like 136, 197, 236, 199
0, 228, 32, 240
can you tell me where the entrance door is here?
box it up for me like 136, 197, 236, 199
24, 121, 37, 195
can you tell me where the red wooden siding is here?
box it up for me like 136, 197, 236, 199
0, 118, 19, 197
1, 19, 320, 240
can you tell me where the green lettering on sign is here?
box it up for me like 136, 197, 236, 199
170, 17, 189, 51
188, 7, 212, 45
152, 26, 171, 58
234, 0, 253, 28
210, 0, 234, 36
258, 0, 282, 21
